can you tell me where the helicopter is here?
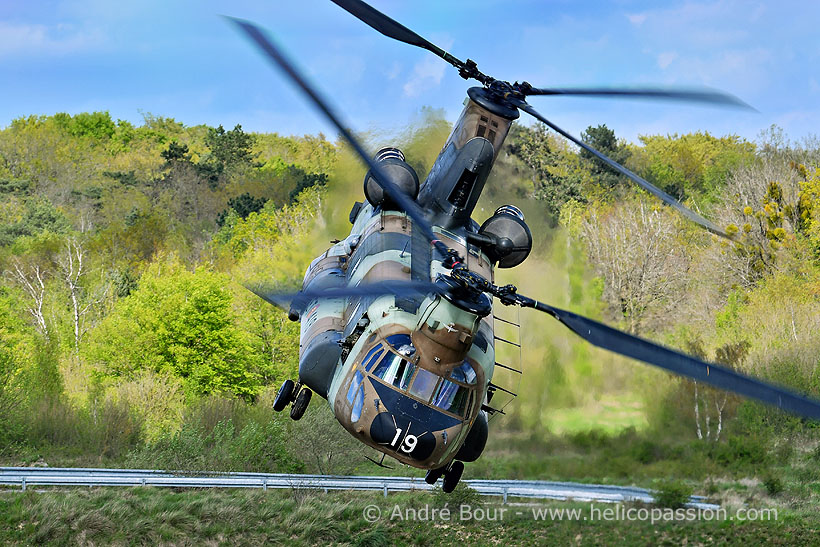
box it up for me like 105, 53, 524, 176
227, 0, 820, 493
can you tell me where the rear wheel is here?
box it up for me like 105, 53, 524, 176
290, 387, 312, 421
442, 461, 464, 493
273, 380, 295, 412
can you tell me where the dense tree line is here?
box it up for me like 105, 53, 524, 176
1, 109, 820, 470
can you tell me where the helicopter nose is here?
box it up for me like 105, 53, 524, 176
369, 411, 438, 461
370, 412, 397, 444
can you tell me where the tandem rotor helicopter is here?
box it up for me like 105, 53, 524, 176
228, 0, 820, 493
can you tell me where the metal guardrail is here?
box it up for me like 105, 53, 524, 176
0, 467, 719, 510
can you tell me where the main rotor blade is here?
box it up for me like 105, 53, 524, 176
513, 99, 732, 240
329, 0, 488, 83
523, 86, 755, 110
514, 296, 820, 420
225, 17, 448, 256
330, 0, 445, 59
248, 280, 441, 310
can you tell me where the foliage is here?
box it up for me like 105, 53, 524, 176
507, 123, 593, 222
652, 479, 693, 508
292, 402, 366, 474
216, 192, 267, 227
126, 396, 302, 473
431, 482, 481, 508
580, 124, 631, 189
762, 472, 784, 496
2, 108, 820, 509
85, 256, 270, 398
53, 111, 116, 140
581, 197, 689, 334
632, 132, 755, 201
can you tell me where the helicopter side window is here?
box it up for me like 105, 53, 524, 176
432, 379, 471, 416
351, 385, 365, 423
362, 344, 384, 372
450, 361, 477, 384
372, 352, 416, 390
347, 370, 364, 404
408, 367, 439, 401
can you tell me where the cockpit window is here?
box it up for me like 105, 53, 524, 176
347, 370, 364, 404
385, 334, 415, 358
367, 336, 476, 417
432, 379, 471, 416
362, 344, 384, 372
372, 352, 416, 390
450, 361, 477, 384
385, 334, 412, 349
409, 367, 438, 401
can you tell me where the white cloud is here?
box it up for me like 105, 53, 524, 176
0, 21, 104, 57
403, 33, 453, 98
657, 51, 678, 69
385, 61, 402, 81
403, 55, 446, 97
627, 13, 647, 26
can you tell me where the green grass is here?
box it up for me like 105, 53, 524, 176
0, 487, 815, 546
544, 394, 648, 435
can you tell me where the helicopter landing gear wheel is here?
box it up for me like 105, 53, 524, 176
442, 461, 464, 493
273, 380, 295, 412
425, 466, 445, 485
290, 387, 312, 421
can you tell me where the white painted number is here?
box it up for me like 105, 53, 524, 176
389, 428, 418, 453
400, 434, 418, 454
390, 428, 403, 447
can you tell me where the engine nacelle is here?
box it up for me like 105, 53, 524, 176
477, 205, 532, 268
363, 147, 419, 209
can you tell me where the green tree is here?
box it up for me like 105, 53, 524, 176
580, 124, 631, 189
633, 132, 755, 200
53, 112, 116, 140
508, 123, 591, 222
216, 193, 267, 227
85, 256, 270, 398
0, 289, 35, 442
198, 124, 257, 188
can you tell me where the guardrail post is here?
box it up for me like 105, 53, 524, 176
503, 487, 508, 504
21, 477, 26, 492
263, 479, 267, 491
141, 478, 146, 487
383, 484, 388, 498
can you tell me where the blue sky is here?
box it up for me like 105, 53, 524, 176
2, 0, 819, 146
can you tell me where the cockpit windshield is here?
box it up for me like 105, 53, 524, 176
363, 335, 478, 418
373, 352, 416, 390
433, 378, 470, 415
408, 367, 438, 401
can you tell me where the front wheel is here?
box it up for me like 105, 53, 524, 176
273, 380, 295, 412
442, 461, 464, 493
290, 387, 312, 420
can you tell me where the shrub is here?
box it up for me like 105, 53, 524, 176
112, 371, 185, 442
127, 414, 302, 473
26, 395, 143, 459
713, 435, 769, 468
653, 479, 693, 509
432, 482, 481, 508
762, 473, 784, 496
630, 439, 665, 464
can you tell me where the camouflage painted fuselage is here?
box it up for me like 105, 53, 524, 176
295, 89, 518, 470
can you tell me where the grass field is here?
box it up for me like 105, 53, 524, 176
0, 487, 814, 546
